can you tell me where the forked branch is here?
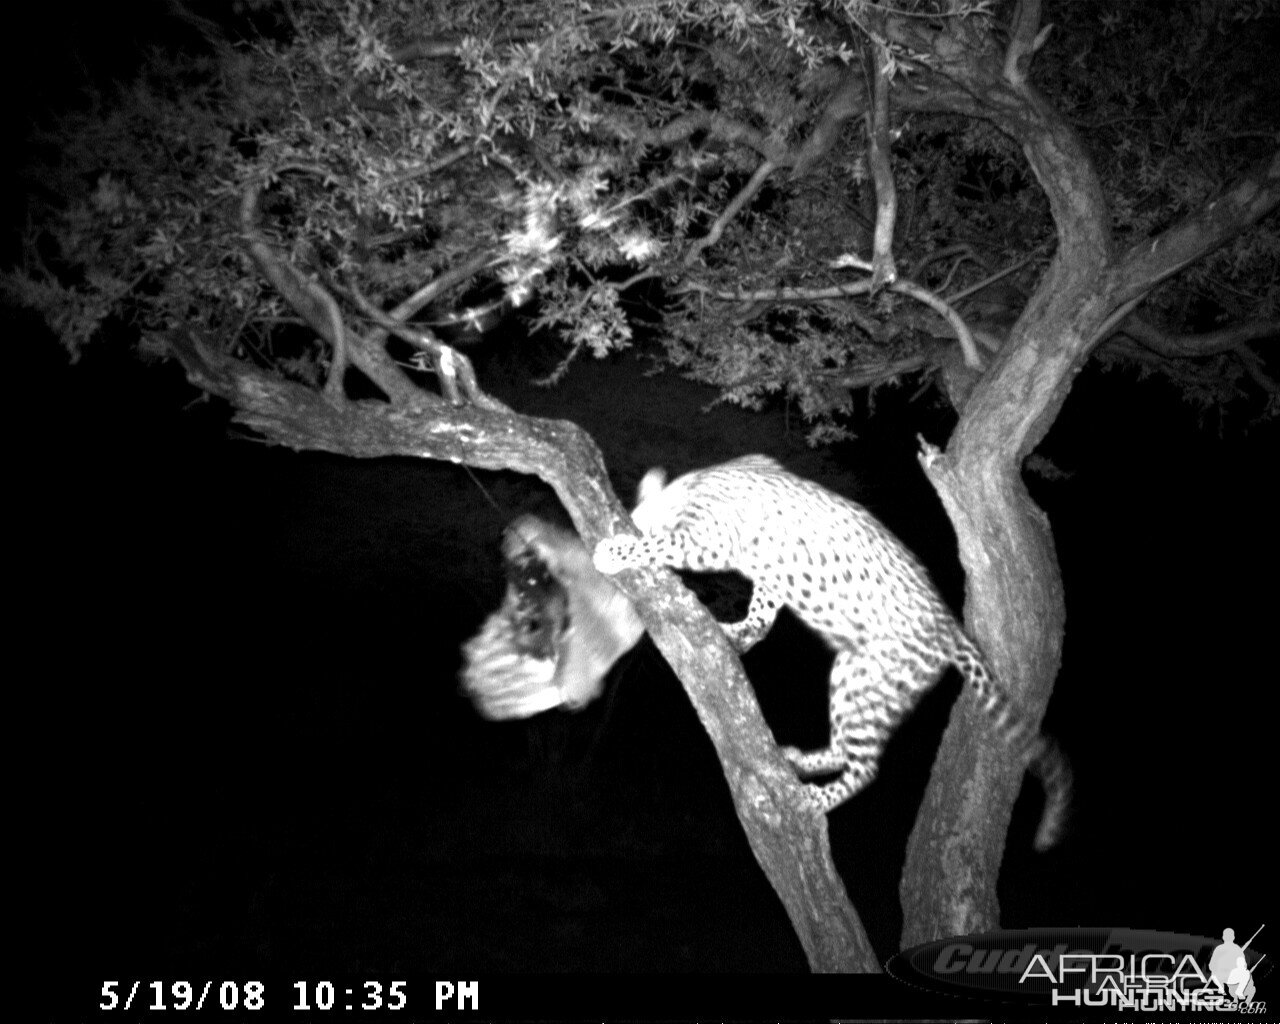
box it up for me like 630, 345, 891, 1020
237, 175, 421, 406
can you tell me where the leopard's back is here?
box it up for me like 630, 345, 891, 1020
596, 453, 1071, 850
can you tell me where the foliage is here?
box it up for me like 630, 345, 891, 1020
1042, 2, 1279, 382
8, 0, 1278, 439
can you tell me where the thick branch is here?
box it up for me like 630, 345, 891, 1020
1110, 150, 1280, 307
1002, 0, 1052, 87
165, 335, 878, 972
879, 7, 1112, 945
865, 41, 898, 290
1115, 313, 1280, 358
889, 19, 1112, 280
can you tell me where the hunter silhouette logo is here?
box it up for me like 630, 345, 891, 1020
1209, 926, 1264, 1003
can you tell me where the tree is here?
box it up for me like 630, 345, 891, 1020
10, 0, 1278, 972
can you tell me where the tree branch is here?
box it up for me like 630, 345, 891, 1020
1002, 0, 1052, 87
683, 270, 983, 368
865, 40, 898, 290
162, 329, 878, 971
789, 69, 867, 179
383, 250, 498, 332
891, 278, 981, 369
341, 275, 508, 412
910, 243, 989, 282
237, 177, 422, 406
824, 352, 931, 390
683, 160, 779, 267
1115, 313, 1280, 358
627, 109, 791, 165
1110, 149, 1280, 307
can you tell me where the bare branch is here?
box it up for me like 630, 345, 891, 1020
683, 160, 779, 268
1003, 0, 1051, 87
910, 243, 989, 282
789, 69, 867, 179
627, 110, 791, 165
824, 352, 931, 391
378, 145, 474, 189
1114, 314, 1280, 358
678, 279, 874, 303
892, 279, 982, 369
627, 67, 870, 184
1101, 313, 1280, 401
865, 41, 898, 290
943, 249, 1045, 306
385, 250, 498, 327
1236, 345, 1280, 399
390, 37, 477, 62
237, 178, 420, 406
343, 276, 509, 413
1103, 335, 1250, 395
1111, 150, 1280, 307
886, 17, 1113, 270
684, 269, 982, 369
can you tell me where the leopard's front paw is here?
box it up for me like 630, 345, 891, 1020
593, 535, 639, 575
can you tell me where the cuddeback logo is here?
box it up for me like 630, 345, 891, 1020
886, 925, 1268, 1011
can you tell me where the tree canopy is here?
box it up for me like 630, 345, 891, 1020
13, 0, 1277, 432
11, 0, 1278, 973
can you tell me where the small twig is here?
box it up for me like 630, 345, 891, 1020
944, 247, 1047, 306
379, 145, 473, 189
909, 244, 986, 282
678, 278, 874, 303
683, 160, 778, 268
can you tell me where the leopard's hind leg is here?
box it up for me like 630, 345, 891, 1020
783, 641, 946, 813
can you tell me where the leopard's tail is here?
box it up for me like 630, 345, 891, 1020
1025, 734, 1072, 851
955, 630, 1072, 851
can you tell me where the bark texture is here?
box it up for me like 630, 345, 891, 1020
891, 5, 1280, 944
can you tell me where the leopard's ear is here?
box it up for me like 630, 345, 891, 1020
635, 466, 669, 507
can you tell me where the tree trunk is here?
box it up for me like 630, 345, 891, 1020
900, 253, 1112, 944
897, 139, 1278, 948
887, 6, 1118, 942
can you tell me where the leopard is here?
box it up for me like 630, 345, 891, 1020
592, 453, 1071, 850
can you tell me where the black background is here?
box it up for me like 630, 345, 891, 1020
8, 0, 1276, 1011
